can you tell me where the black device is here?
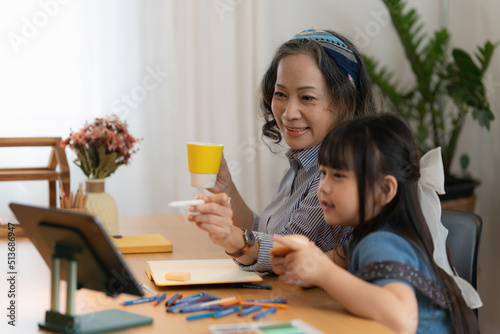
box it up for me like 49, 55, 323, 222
9, 203, 152, 334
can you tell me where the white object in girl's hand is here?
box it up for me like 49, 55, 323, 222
168, 199, 205, 208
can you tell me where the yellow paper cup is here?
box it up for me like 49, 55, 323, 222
187, 142, 224, 188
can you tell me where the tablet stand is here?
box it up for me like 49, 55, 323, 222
37, 223, 152, 334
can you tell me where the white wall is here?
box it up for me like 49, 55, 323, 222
447, 1, 500, 333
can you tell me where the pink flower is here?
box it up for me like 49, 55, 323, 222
61, 116, 140, 179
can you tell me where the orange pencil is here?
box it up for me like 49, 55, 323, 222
216, 299, 243, 306
68, 191, 74, 208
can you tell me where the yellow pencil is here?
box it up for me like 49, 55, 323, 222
73, 189, 80, 208
61, 189, 69, 208
82, 192, 89, 208
77, 182, 84, 208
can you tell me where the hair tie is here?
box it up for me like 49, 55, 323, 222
291, 29, 359, 87
418, 147, 482, 309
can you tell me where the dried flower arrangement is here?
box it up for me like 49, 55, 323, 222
61, 116, 139, 179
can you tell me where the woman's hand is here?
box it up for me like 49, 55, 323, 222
206, 155, 233, 194
204, 155, 255, 230
187, 193, 240, 248
271, 235, 334, 287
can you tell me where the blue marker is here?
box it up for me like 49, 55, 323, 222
153, 293, 166, 306
239, 304, 263, 316
229, 283, 272, 290
182, 304, 237, 313
186, 311, 218, 321
167, 295, 214, 313
213, 306, 242, 319
165, 293, 181, 307
175, 292, 203, 304
244, 299, 287, 304
200, 291, 221, 301
121, 296, 157, 306
253, 307, 277, 320
180, 305, 211, 313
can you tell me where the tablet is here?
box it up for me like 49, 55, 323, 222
9, 203, 143, 297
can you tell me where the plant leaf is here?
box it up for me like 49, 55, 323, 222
475, 41, 498, 75
460, 153, 470, 171
472, 108, 494, 130
94, 145, 119, 178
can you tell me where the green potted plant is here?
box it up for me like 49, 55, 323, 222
363, 0, 497, 210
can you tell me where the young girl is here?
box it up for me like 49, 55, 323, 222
270, 114, 481, 333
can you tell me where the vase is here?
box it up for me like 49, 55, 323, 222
84, 179, 119, 236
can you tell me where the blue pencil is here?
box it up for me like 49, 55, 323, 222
253, 307, 277, 320
121, 296, 157, 306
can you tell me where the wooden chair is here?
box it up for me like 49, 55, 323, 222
0, 137, 70, 207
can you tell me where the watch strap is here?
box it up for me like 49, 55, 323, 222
225, 229, 252, 259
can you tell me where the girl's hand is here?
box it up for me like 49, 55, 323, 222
206, 155, 233, 194
187, 193, 234, 245
271, 235, 333, 287
270, 251, 314, 288
269, 252, 287, 275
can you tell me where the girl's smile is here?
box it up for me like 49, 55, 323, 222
319, 199, 334, 211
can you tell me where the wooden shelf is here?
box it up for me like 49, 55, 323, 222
0, 137, 70, 207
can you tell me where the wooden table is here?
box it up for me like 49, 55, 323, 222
1, 215, 393, 334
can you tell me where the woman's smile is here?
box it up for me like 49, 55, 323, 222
284, 125, 309, 136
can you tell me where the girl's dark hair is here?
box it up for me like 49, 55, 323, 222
318, 113, 479, 333
260, 30, 377, 143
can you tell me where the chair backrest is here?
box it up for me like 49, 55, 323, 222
0, 137, 70, 207
441, 209, 482, 289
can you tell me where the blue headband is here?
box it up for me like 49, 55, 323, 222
291, 29, 359, 87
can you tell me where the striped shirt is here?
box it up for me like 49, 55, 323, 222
237, 144, 352, 272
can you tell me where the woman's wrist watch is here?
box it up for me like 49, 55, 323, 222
225, 228, 255, 258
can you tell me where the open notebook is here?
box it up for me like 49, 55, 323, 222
145, 259, 263, 286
